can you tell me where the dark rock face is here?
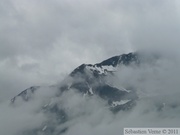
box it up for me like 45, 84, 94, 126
11, 86, 40, 103
67, 52, 139, 111
70, 52, 139, 76
97, 52, 139, 66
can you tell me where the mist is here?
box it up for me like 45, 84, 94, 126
1, 0, 180, 134
1, 0, 180, 101
58, 53, 180, 135
1, 51, 180, 135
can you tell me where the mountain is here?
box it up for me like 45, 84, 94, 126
12, 52, 139, 110
11, 52, 141, 134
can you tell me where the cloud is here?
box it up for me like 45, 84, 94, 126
1, 0, 180, 100
0, 53, 180, 135
59, 54, 180, 135
0, 99, 44, 135
0, 86, 58, 135
45, 56, 179, 135
0, 0, 180, 134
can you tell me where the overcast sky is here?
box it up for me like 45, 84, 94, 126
1, 0, 180, 101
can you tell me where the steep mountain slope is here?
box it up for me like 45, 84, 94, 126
12, 52, 139, 110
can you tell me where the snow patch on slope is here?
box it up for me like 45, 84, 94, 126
86, 65, 116, 75
111, 100, 131, 107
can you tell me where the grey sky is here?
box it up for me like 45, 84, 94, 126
0, 0, 180, 101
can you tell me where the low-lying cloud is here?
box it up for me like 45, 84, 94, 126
1, 52, 180, 135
